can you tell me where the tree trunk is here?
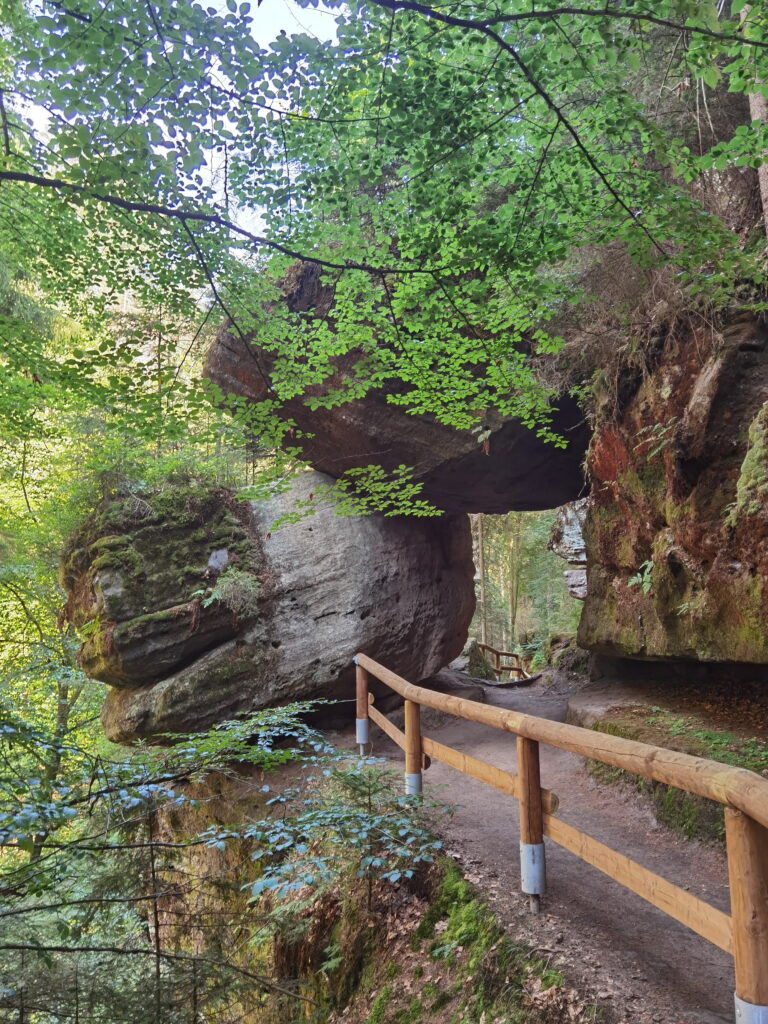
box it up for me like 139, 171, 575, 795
749, 91, 768, 238
508, 517, 521, 642
742, 6, 768, 237
473, 514, 488, 645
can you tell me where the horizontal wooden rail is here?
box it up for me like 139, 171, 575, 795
542, 815, 733, 954
368, 694, 558, 814
354, 651, 768, 1018
355, 652, 768, 830
421, 735, 559, 815
368, 702, 431, 770
478, 643, 522, 663
481, 647, 519, 660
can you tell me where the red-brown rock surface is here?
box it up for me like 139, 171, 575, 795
579, 316, 768, 663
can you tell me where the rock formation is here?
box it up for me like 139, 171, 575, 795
203, 263, 589, 514
578, 315, 768, 663
61, 472, 475, 742
63, 284, 768, 741
548, 498, 588, 601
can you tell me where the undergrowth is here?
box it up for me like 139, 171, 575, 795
159, 752, 596, 1024
588, 706, 768, 844
259, 849, 597, 1023
347, 859, 597, 1024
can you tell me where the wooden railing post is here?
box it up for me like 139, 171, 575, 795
725, 808, 768, 1021
404, 699, 423, 796
355, 658, 369, 756
517, 735, 546, 914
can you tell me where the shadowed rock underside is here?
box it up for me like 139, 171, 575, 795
203, 263, 590, 514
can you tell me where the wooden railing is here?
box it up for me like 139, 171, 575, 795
476, 642, 529, 680
353, 653, 768, 1023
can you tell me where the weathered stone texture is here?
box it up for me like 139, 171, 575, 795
549, 498, 588, 600
564, 569, 588, 601
62, 473, 475, 742
578, 317, 768, 663
203, 264, 589, 514
548, 499, 588, 565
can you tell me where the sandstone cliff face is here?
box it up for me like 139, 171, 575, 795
203, 263, 589, 514
62, 473, 475, 742
578, 317, 768, 663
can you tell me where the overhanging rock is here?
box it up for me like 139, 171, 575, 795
203, 264, 589, 514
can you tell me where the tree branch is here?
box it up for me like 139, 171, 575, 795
180, 219, 276, 397
0, 944, 319, 1004
367, 0, 669, 256
0, 91, 11, 157
0, 581, 46, 643
0, 171, 441, 275
478, 5, 768, 49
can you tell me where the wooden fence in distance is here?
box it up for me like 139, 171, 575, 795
353, 652, 768, 1024
476, 642, 529, 680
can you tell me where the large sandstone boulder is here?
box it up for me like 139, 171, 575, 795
203, 263, 589, 514
578, 315, 768, 663
61, 473, 475, 742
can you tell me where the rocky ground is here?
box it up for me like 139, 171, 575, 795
328, 665, 751, 1024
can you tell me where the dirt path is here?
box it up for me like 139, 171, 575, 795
330, 678, 735, 1024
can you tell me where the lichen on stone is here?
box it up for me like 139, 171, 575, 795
727, 402, 768, 523
60, 476, 266, 688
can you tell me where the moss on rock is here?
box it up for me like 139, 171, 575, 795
582, 322, 768, 665
728, 402, 768, 523
465, 640, 496, 680
60, 476, 265, 687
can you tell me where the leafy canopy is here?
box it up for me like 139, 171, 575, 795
2, 0, 766, 462
0, 3, 766, 1018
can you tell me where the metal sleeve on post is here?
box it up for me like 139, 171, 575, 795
355, 718, 369, 747
520, 841, 546, 895
355, 661, 370, 756
517, 735, 546, 913
405, 772, 423, 796
735, 995, 768, 1023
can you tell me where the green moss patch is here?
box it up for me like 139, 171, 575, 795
589, 705, 768, 844
61, 476, 264, 622
60, 477, 267, 684
327, 860, 595, 1024
727, 403, 768, 523
465, 641, 496, 680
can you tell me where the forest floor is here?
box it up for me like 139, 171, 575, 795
326, 666, 765, 1024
